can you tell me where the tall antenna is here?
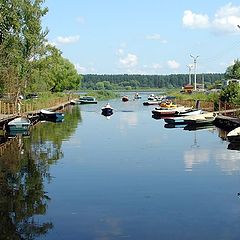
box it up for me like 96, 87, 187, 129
186, 65, 193, 85
202, 74, 204, 91
190, 55, 199, 91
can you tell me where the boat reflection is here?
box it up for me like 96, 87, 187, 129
183, 124, 215, 131
228, 142, 240, 151
164, 123, 185, 129
6, 130, 30, 138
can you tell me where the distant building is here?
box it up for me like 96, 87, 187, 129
225, 79, 240, 86
183, 84, 194, 93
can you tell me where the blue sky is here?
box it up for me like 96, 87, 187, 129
42, 0, 240, 75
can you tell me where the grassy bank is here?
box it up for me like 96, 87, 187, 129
80, 90, 120, 100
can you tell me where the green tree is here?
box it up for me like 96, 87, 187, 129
0, 0, 48, 99
219, 82, 240, 104
225, 59, 240, 80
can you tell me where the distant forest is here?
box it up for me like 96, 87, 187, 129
81, 73, 225, 90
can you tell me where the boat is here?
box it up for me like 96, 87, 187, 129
101, 103, 113, 116
122, 96, 129, 102
134, 93, 141, 99
7, 117, 31, 132
39, 109, 64, 121
227, 127, 240, 143
152, 105, 192, 117
164, 109, 203, 125
183, 112, 217, 126
143, 100, 162, 106
79, 96, 97, 104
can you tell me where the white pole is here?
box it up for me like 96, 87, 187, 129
190, 55, 199, 91
187, 65, 192, 85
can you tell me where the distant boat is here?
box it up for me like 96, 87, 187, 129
101, 103, 113, 116
71, 96, 97, 104
227, 127, 240, 143
79, 96, 97, 104
134, 93, 141, 99
7, 117, 31, 132
39, 109, 64, 121
122, 96, 129, 102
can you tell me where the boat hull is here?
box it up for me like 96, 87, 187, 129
7, 117, 31, 132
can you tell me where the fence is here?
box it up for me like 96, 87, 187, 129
0, 95, 71, 115
175, 99, 215, 112
218, 101, 240, 117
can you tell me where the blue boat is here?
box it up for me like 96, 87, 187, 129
39, 109, 64, 121
7, 117, 31, 132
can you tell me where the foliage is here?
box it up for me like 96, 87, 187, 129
81, 73, 225, 90
225, 59, 240, 80
219, 82, 240, 104
0, 0, 81, 100
82, 90, 120, 100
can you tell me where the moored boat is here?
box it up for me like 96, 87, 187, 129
7, 117, 31, 132
164, 109, 203, 124
227, 127, 240, 143
183, 112, 217, 126
39, 109, 64, 121
79, 96, 97, 104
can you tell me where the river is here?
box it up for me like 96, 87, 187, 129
1, 93, 240, 240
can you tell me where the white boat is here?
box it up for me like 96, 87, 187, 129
164, 109, 203, 124
183, 112, 217, 126
71, 96, 97, 104
101, 103, 113, 116
7, 117, 31, 132
227, 127, 240, 143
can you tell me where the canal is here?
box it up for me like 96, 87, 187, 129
1, 93, 240, 240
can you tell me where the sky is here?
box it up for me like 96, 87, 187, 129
42, 0, 240, 75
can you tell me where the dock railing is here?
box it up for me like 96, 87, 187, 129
0, 95, 72, 115
175, 99, 215, 112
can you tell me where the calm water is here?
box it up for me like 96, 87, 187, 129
1, 93, 240, 240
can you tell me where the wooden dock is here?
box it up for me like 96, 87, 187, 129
0, 100, 72, 130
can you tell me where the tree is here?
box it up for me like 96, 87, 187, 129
225, 59, 240, 80
0, 0, 49, 99
219, 82, 240, 104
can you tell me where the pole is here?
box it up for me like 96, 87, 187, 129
187, 65, 192, 85
190, 55, 199, 91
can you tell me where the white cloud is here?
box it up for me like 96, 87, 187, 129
167, 60, 180, 69
183, 10, 209, 29
56, 35, 80, 44
76, 16, 85, 24
212, 3, 240, 34
116, 48, 124, 56
152, 63, 162, 69
183, 3, 240, 34
146, 34, 167, 43
74, 63, 95, 74
119, 53, 138, 68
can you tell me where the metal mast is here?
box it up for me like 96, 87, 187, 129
190, 55, 199, 91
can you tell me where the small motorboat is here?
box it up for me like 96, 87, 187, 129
122, 96, 129, 102
101, 103, 113, 116
227, 127, 240, 143
7, 117, 31, 132
71, 96, 97, 104
39, 109, 64, 121
79, 96, 97, 104
134, 93, 141, 99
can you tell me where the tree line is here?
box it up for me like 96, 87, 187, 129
81, 73, 225, 90
0, 0, 81, 101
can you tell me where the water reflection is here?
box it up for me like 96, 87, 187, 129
0, 105, 81, 239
